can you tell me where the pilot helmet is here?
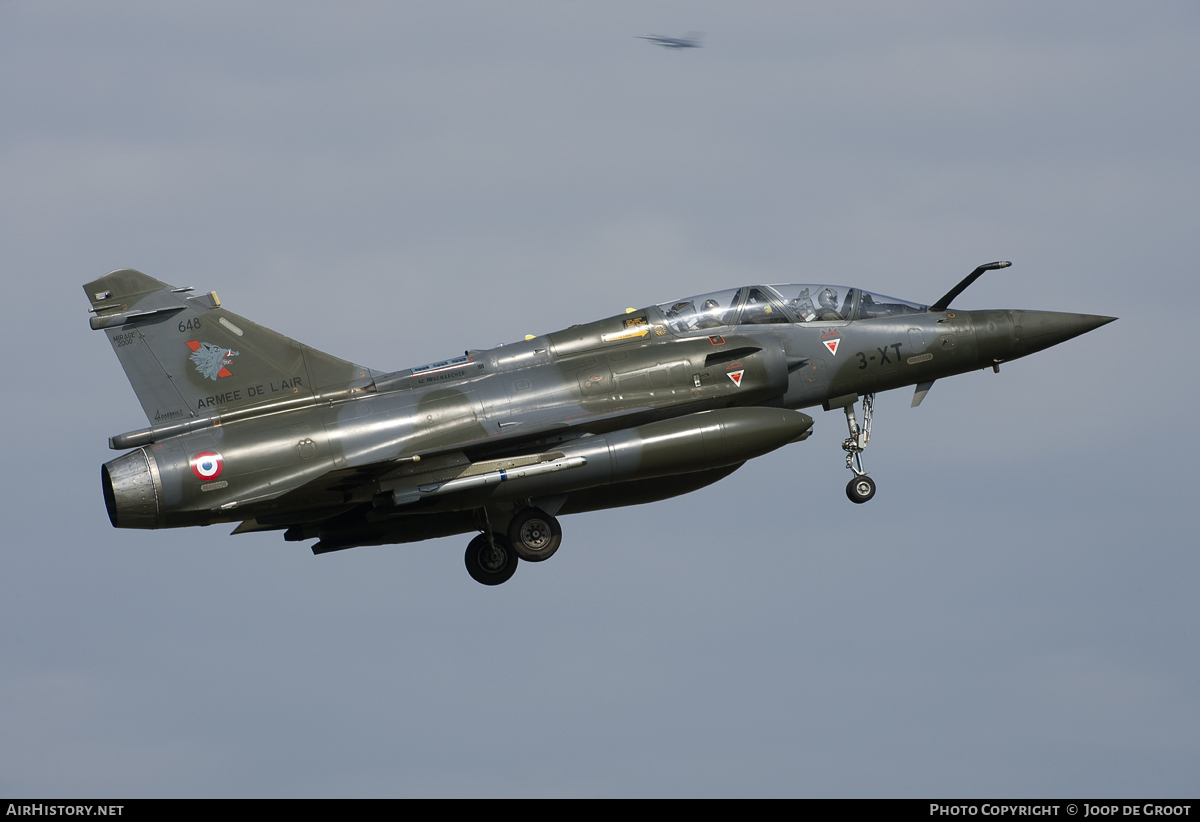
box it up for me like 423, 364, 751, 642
819, 288, 838, 310
703, 299, 720, 310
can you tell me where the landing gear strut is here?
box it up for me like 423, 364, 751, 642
843, 393, 877, 504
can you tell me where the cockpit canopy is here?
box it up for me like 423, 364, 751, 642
655, 285, 926, 334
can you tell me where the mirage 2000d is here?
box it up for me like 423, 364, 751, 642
87, 262, 1113, 585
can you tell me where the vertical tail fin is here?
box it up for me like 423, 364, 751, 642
84, 269, 377, 424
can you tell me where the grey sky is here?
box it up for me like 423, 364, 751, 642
2, 1, 1197, 797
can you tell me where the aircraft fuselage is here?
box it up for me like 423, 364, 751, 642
90, 268, 1113, 578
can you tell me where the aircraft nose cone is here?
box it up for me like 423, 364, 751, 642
1012, 311, 1116, 356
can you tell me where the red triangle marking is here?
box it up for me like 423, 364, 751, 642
823, 339, 840, 356
217, 367, 232, 378
186, 340, 201, 351
727, 370, 744, 387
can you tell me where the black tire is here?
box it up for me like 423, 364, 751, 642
846, 475, 876, 504
464, 533, 519, 585
507, 508, 562, 562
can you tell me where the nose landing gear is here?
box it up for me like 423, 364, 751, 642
846, 474, 876, 503
842, 392, 877, 504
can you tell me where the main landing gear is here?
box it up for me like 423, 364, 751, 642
842, 392, 877, 504
464, 532, 518, 586
508, 507, 562, 562
464, 506, 563, 585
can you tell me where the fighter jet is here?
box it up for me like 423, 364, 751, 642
86, 262, 1113, 585
638, 32, 703, 49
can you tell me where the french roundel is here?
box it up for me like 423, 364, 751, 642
191, 451, 224, 480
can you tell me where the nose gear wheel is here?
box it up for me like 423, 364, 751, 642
842, 393, 877, 503
846, 474, 876, 503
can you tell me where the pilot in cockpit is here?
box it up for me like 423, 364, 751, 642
816, 288, 844, 321
696, 299, 724, 329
